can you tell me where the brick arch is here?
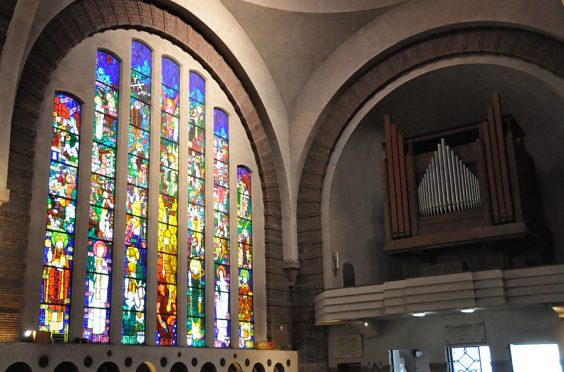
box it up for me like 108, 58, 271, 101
3, 0, 286, 344
293, 26, 564, 370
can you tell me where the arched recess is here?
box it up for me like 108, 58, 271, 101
97, 362, 120, 372
2, 0, 288, 346
170, 362, 189, 372
5, 362, 32, 372
54, 361, 79, 372
293, 26, 564, 370
136, 362, 156, 372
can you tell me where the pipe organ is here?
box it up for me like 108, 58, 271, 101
382, 95, 552, 258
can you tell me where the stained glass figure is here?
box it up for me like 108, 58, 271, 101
238, 243, 253, 270
160, 166, 179, 197
188, 230, 205, 259
131, 70, 151, 103
188, 176, 205, 206
90, 174, 115, 209
91, 142, 116, 177
156, 282, 177, 346
49, 162, 78, 199
51, 128, 79, 166
214, 137, 229, 163
214, 211, 229, 239
128, 125, 150, 159
40, 94, 81, 341
160, 139, 179, 170
238, 219, 252, 245
161, 112, 179, 142
158, 224, 178, 255
214, 161, 229, 188
189, 102, 205, 129
88, 206, 114, 240
188, 151, 205, 178
239, 322, 254, 349
188, 123, 205, 152
214, 186, 229, 213
214, 238, 229, 264
93, 112, 118, 146
128, 156, 149, 188
130, 99, 151, 131
94, 82, 118, 117
124, 215, 147, 249
187, 204, 205, 233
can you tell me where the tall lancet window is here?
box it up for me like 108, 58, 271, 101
213, 109, 230, 348
157, 57, 180, 346
237, 166, 254, 348
39, 94, 82, 342
83, 50, 120, 343
122, 40, 151, 345
187, 71, 206, 347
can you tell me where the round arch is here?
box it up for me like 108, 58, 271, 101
170, 362, 189, 372
6, 362, 32, 372
227, 362, 243, 372
8, 0, 288, 346
97, 362, 120, 372
136, 362, 157, 372
54, 361, 79, 372
200, 362, 217, 372
293, 26, 564, 370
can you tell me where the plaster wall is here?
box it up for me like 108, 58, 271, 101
327, 306, 564, 370
22, 29, 266, 348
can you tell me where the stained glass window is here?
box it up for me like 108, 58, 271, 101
214, 108, 230, 348
123, 40, 151, 345
237, 166, 254, 348
39, 93, 81, 342
83, 50, 120, 343
188, 72, 206, 347
157, 56, 179, 346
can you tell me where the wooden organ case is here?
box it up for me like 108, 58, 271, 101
382, 95, 552, 270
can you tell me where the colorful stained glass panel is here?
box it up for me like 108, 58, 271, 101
88, 206, 114, 240
122, 310, 145, 344
83, 307, 110, 343
124, 246, 147, 279
239, 322, 254, 348
238, 219, 252, 245
189, 101, 205, 129
214, 186, 229, 213
237, 194, 251, 219
161, 87, 179, 116
238, 269, 253, 296
188, 176, 205, 206
238, 243, 253, 270
124, 215, 147, 249
86, 239, 112, 275
47, 195, 76, 234
187, 287, 205, 316
95, 81, 118, 117
157, 254, 178, 283
188, 260, 205, 290
54, 94, 81, 134
90, 174, 115, 209
188, 123, 205, 153
43, 231, 74, 269
159, 166, 179, 197
93, 112, 118, 147
214, 161, 229, 188
127, 184, 148, 217
189, 72, 205, 103
214, 319, 231, 348
96, 50, 120, 88
39, 304, 69, 335
160, 139, 179, 170
158, 224, 178, 255
128, 125, 150, 159
214, 109, 229, 139
214, 137, 229, 163
187, 204, 205, 232
49, 162, 78, 200
214, 238, 229, 264
156, 282, 177, 346
131, 41, 152, 76
188, 151, 205, 178
187, 317, 205, 347
238, 295, 253, 322
51, 127, 80, 166
91, 142, 116, 177
188, 230, 205, 258
130, 99, 151, 131
161, 112, 179, 142
159, 194, 178, 226
128, 156, 149, 188
214, 211, 229, 239
131, 70, 151, 103
237, 167, 251, 195
161, 58, 180, 90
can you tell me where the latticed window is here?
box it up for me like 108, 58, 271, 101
448, 346, 492, 372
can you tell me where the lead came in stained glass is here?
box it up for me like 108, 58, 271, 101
131, 70, 151, 103
84, 50, 120, 343
189, 101, 205, 129
160, 138, 179, 170
188, 230, 205, 259
188, 176, 205, 206
130, 99, 151, 131
159, 194, 178, 226
125, 215, 147, 249
128, 125, 150, 159
131, 40, 152, 76
214, 109, 228, 139
128, 156, 149, 188
188, 151, 205, 179
126, 185, 148, 217
40, 94, 81, 342
188, 123, 205, 152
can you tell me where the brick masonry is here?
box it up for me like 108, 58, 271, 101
0, 0, 16, 63
294, 27, 564, 371
0, 0, 290, 346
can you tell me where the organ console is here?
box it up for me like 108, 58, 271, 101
382, 94, 552, 264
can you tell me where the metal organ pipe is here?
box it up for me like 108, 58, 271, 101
417, 138, 482, 216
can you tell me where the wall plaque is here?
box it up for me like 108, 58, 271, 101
446, 322, 485, 344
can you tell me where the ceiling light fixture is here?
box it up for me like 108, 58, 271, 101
461, 308, 475, 314
412, 312, 426, 317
